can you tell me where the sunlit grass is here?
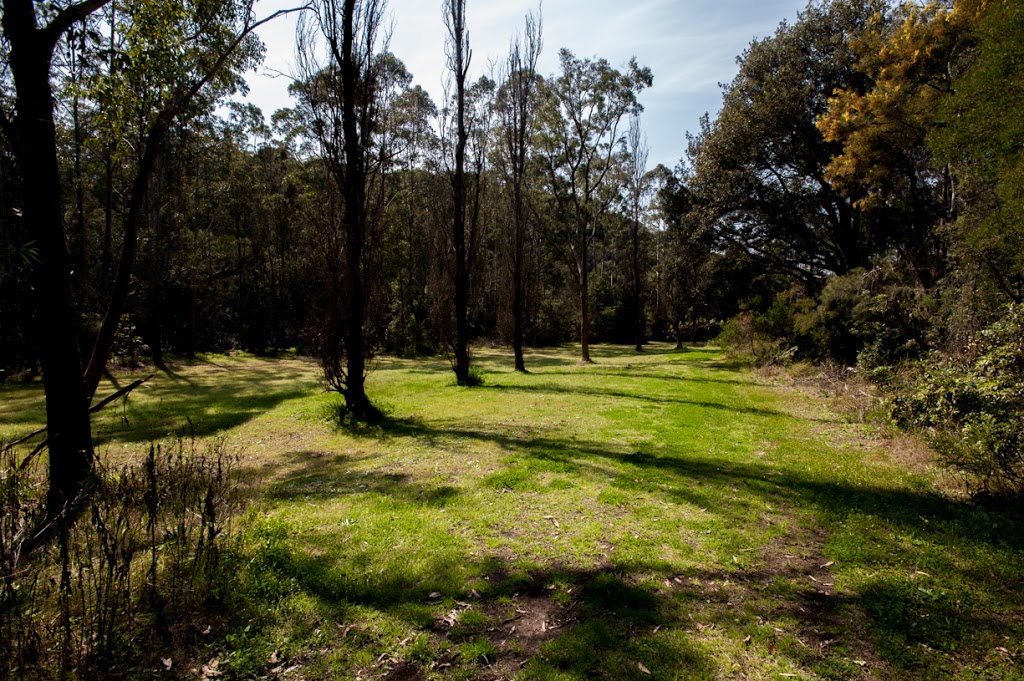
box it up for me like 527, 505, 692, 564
2, 344, 1022, 680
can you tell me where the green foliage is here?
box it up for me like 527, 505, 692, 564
930, 0, 1024, 307
688, 0, 889, 281
889, 304, 1024, 496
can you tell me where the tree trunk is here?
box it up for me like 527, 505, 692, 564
340, 0, 378, 419
578, 243, 591, 363
512, 245, 526, 372
447, 0, 473, 386
632, 219, 643, 353
5, 9, 95, 516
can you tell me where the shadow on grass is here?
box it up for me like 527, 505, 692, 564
267, 450, 461, 508
258, 411, 1024, 678
242, 481, 1021, 680
542, 368, 760, 387
243, 535, 720, 680
92, 358, 318, 444
476, 381, 792, 419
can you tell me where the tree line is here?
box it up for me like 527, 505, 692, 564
1, 0, 663, 518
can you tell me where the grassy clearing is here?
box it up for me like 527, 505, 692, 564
2, 344, 1022, 680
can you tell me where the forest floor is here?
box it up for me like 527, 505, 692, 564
2, 344, 1023, 680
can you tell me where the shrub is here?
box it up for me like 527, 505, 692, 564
888, 304, 1024, 497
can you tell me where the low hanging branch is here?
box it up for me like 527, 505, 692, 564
12, 374, 155, 471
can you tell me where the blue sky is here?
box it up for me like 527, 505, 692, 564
246, 0, 811, 169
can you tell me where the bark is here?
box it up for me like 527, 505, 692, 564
340, 0, 377, 419
3, 0, 102, 517
451, 1, 471, 386
578, 235, 591, 363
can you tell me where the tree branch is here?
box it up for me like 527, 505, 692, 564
42, 0, 112, 51
83, 4, 311, 399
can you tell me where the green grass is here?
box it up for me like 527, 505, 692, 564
3, 344, 1023, 680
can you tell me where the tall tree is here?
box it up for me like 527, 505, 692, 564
623, 114, 650, 352
0, 0, 295, 521
931, 0, 1024, 308
494, 9, 542, 372
816, 2, 961, 286
686, 0, 886, 287
538, 49, 651, 362
297, 0, 402, 420
441, 0, 491, 385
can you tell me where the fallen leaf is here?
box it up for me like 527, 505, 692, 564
854, 660, 868, 667
269, 651, 279, 664
743, 635, 751, 644
161, 658, 172, 670
821, 561, 834, 568
638, 662, 651, 675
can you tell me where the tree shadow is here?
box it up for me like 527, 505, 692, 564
261, 408, 1024, 677
477, 381, 793, 419
91, 359, 317, 444
542, 368, 759, 387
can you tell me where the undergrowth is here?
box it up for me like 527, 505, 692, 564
0, 437, 242, 680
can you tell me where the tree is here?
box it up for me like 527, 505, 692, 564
440, 0, 492, 385
0, 0, 297, 521
816, 2, 962, 285
687, 0, 886, 288
930, 0, 1024, 308
538, 49, 651, 363
622, 114, 650, 352
494, 9, 542, 372
296, 0, 402, 420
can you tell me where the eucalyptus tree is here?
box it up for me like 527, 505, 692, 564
622, 114, 650, 352
538, 49, 651, 362
0, 0, 299, 521
439, 0, 493, 385
295, 0, 406, 420
494, 9, 542, 372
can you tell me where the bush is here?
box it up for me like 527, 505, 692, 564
888, 304, 1024, 497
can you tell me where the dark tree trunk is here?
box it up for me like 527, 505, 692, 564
4, 1, 97, 516
578, 239, 591, 363
447, 0, 473, 386
632, 219, 643, 353
340, 0, 378, 420
512, 245, 526, 372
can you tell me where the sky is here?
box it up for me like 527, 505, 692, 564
243, 0, 811, 170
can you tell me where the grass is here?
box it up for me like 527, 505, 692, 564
2, 343, 1023, 680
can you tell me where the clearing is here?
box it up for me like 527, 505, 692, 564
2, 344, 1022, 680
